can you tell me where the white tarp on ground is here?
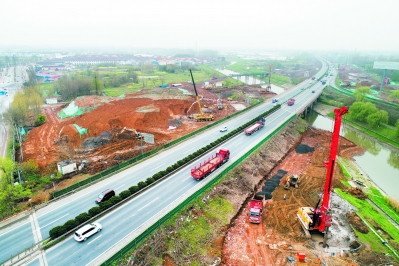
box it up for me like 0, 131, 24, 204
230, 104, 246, 110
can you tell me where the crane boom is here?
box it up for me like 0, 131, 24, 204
189, 69, 204, 116
317, 106, 348, 232
296, 106, 348, 247
188, 69, 214, 122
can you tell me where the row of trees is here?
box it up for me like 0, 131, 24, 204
4, 86, 43, 127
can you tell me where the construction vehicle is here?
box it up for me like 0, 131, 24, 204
266, 64, 272, 91
249, 194, 265, 223
284, 174, 300, 190
287, 98, 295, 106
244, 117, 265, 135
191, 148, 230, 180
297, 106, 348, 247
189, 69, 214, 122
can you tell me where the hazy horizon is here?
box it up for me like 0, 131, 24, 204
1, 0, 399, 53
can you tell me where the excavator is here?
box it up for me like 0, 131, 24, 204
284, 174, 300, 190
189, 69, 214, 122
297, 106, 348, 247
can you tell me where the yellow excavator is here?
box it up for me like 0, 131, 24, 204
284, 174, 300, 190
189, 69, 214, 122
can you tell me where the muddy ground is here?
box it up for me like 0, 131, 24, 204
117, 116, 398, 266
22, 83, 275, 176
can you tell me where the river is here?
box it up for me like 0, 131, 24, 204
305, 111, 399, 201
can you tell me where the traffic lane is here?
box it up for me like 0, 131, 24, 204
45, 177, 195, 265
0, 222, 35, 263
37, 181, 131, 239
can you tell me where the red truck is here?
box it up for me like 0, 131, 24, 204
287, 98, 295, 106
249, 194, 265, 223
191, 148, 230, 180
244, 117, 265, 135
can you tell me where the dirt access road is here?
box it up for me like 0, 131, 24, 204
221, 128, 396, 266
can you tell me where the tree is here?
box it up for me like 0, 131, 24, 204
348, 102, 378, 123
366, 110, 389, 128
91, 74, 103, 95
0, 184, 31, 218
388, 90, 399, 103
396, 119, 399, 137
353, 86, 371, 102
35, 114, 47, 126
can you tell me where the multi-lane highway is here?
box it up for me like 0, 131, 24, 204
0, 61, 331, 265
0, 66, 27, 157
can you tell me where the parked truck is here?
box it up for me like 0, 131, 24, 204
249, 194, 265, 224
191, 148, 230, 180
244, 117, 265, 135
287, 98, 296, 106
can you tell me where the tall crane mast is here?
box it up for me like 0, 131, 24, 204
267, 64, 272, 91
297, 106, 348, 247
188, 69, 214, 122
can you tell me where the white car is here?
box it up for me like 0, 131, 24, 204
74, 222, 102, 242
220, 126, 228, 132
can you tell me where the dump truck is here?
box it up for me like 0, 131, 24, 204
249, 194, 265, 224
287, 98, 295, 106
191, 148, 230, 180
244, 117, 265, 135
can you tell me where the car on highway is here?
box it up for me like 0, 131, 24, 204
220, 126, 228, 132
74, 222, 102, 242
312, 90, 315, 93
95, 189, 115, 204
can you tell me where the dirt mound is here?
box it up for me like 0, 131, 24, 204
346, 212, 369, 233
344, 187, 368, 200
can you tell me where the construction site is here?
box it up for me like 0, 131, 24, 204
19, 69, 399, 265
22, 81, 276, 176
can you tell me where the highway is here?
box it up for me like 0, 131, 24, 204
0, 61, 330, 265
0, 66, 27, 158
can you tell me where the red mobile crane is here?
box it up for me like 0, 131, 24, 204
297, 106, 348, 247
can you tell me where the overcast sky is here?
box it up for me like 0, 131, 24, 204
1, 0, 398, 53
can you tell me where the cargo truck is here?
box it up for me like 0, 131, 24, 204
287, 98, 295, 106
249, 194, 265, 223
191, 148, 230, 180
244, 117, 265, 135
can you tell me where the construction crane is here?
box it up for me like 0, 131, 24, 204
267, 64, 272, 91
297, 106, 348, 247
189, 69, 214, 122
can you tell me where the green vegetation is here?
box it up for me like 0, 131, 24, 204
336, 189, 399, 259
270, 74, 291, 86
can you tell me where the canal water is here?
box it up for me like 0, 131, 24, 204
305, 111, 399, 201
215, 69, 285, 94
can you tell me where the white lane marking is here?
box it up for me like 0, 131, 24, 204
0, 220, 30, 237
182, 148, 195, 154
32, 212, 43, 242
114, 184, 125, 191
39, 213, 69, 229
88, 234, 102, 245
182, 176, 192, 182
150, 163, 165, 172
233, 141, 242, 147
137, 197, 159, 212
